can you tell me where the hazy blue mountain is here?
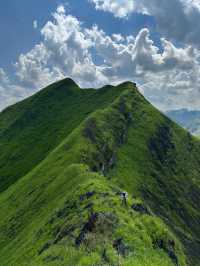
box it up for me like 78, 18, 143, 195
166, 109, 200, 136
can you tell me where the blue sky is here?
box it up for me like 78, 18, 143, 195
0, 0, 156, 71
1, 0, 200, 111
0, 0, 58, 71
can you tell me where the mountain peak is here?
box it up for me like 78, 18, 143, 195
118, 81, 137, 88
51, 77, 79, 91
61, 77, 79, 86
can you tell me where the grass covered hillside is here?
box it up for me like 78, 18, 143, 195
0, 78, 126, 192
0, 79, 200, 266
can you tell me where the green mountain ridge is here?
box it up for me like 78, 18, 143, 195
0, 79, 200, 266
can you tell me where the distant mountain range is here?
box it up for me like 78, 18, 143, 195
166, 109, 200, 136
0, 79, 200, 265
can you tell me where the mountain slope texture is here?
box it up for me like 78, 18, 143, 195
0, 78, 200, 266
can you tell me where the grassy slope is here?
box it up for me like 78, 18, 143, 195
0, 81, 199, 266
107, 91, 200, 265
0, 78, 125, 192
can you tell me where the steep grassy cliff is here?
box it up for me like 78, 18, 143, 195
0, 79, 199, 266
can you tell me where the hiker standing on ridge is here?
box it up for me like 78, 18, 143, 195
121, 191, 128, 206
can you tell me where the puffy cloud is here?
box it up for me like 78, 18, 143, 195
143, 0, 200, 47
1, 4, 200, 111
141, 67, 200, 111
0, 68, 29, 110
112, 33, 125, 42
90, 0, 200, 48
0, 68, 9, 85
56, 4, 66, 14
89, 0, 148, 17
86, 24, 200, 110
14, 8, 107, 89
15, 43, 54, 88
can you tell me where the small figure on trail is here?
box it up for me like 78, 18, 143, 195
121, 191, 128, 206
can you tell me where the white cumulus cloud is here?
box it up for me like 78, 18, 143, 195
89, 0, 148, 17
1, 4, 200, 111
90, 0, 200, 48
